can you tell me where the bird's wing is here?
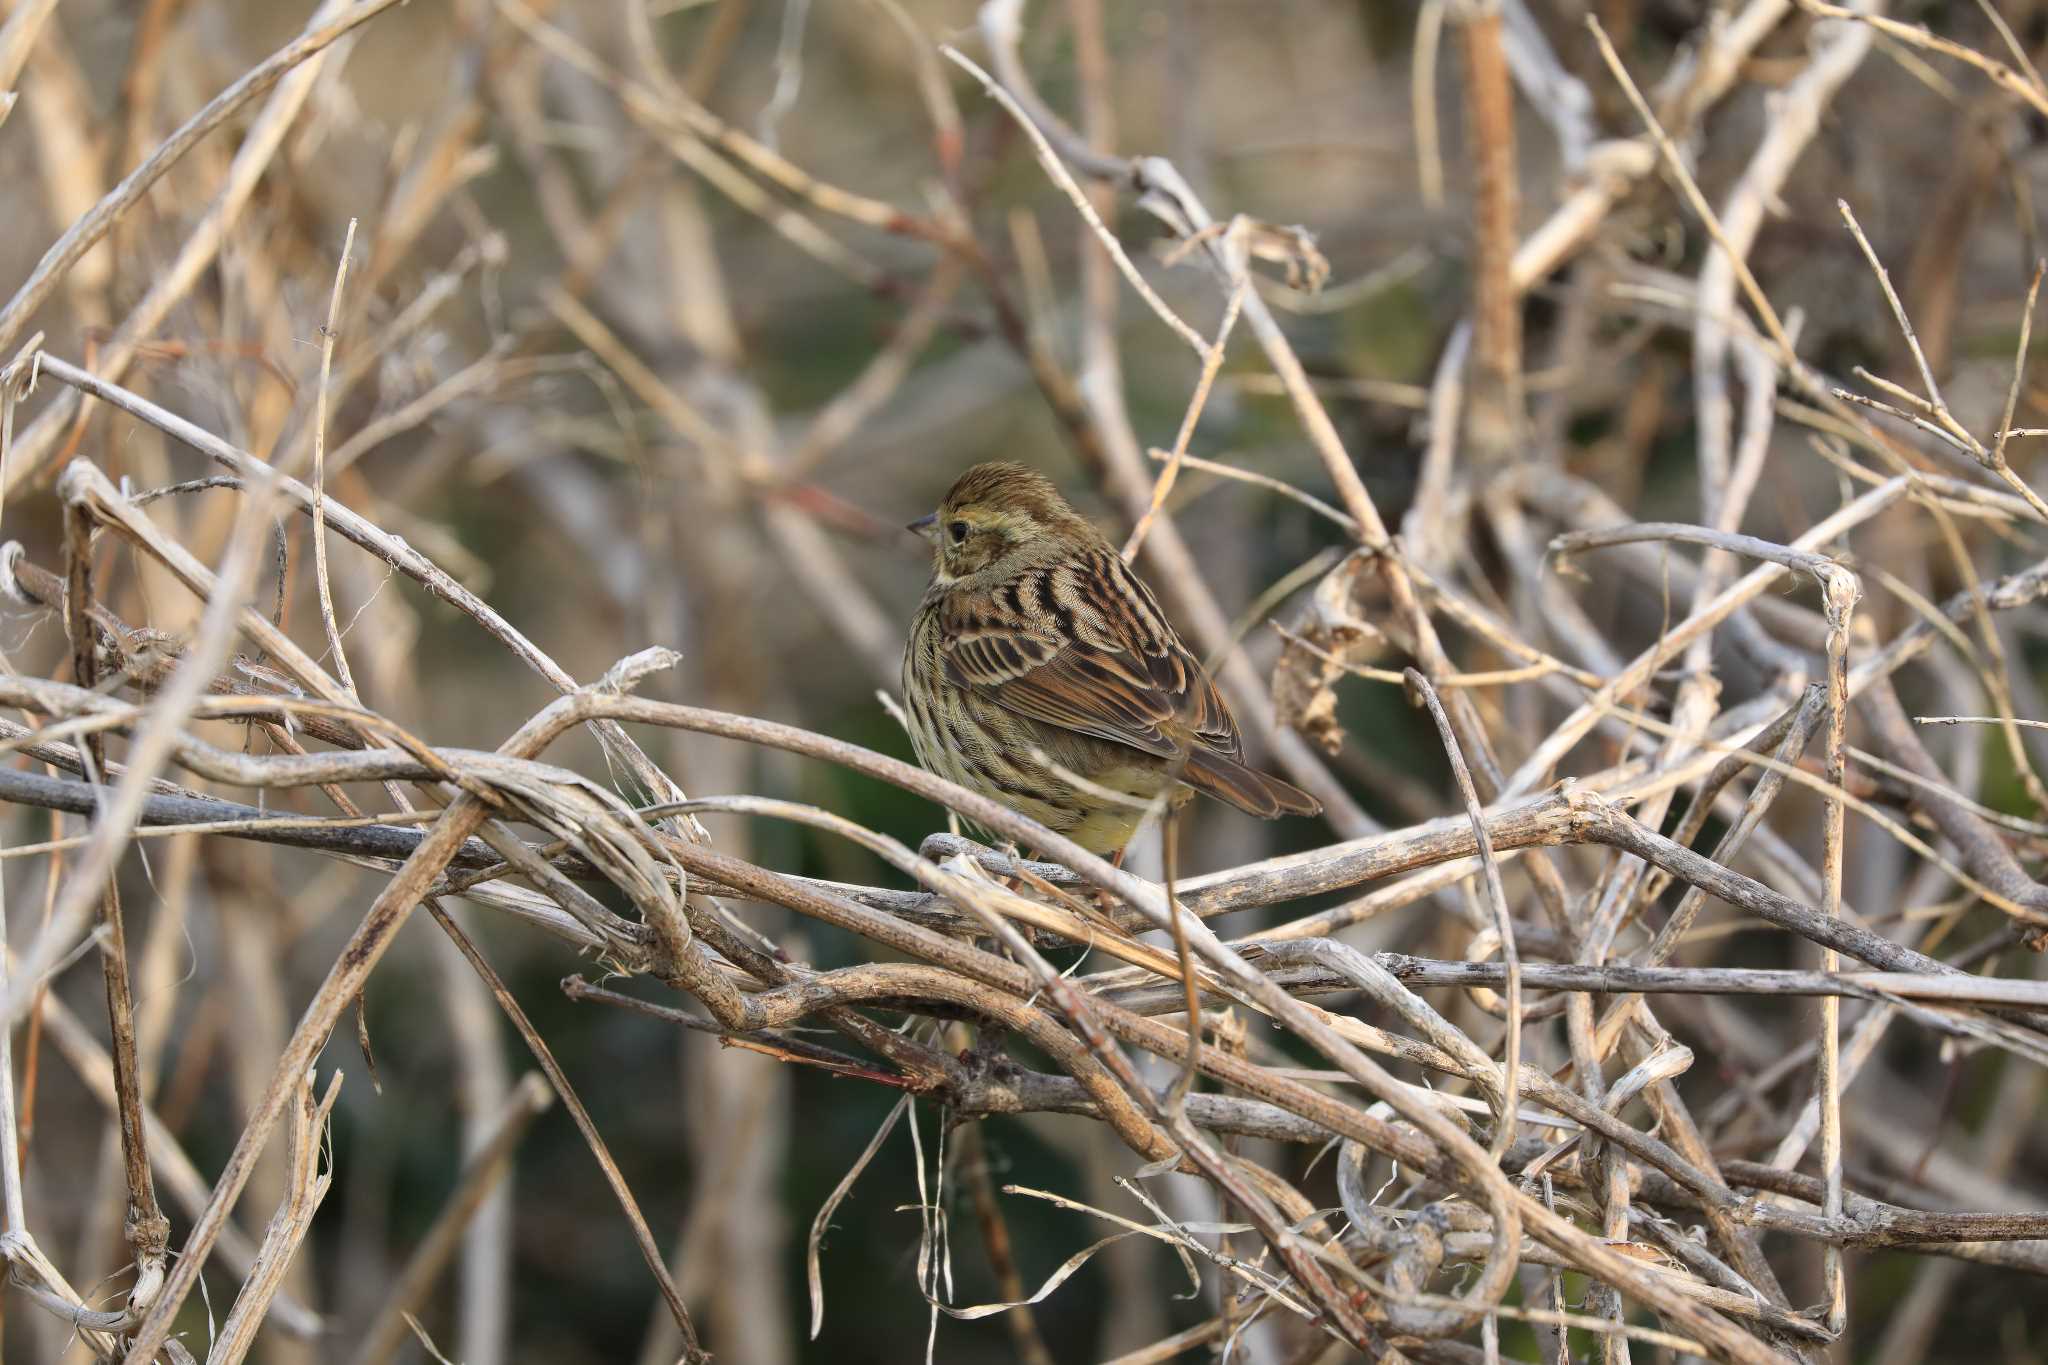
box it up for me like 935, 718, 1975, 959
938, 551, 1243, 763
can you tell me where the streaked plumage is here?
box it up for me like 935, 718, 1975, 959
902, 462, 1321, 853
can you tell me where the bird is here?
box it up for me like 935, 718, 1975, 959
902, 461, 1322, 856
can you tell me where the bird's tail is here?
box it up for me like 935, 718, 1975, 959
1184, 747, 1322, 820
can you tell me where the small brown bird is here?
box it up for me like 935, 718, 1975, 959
903, 462, 1321, 854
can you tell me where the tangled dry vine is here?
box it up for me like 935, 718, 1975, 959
4, 1, 2048, 1362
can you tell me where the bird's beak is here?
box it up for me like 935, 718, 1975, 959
907, 512, 938, 542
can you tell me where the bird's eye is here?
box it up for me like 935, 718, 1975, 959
947, 520, 971, 545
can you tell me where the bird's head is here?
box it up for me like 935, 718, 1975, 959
909, 462, 1088, 583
